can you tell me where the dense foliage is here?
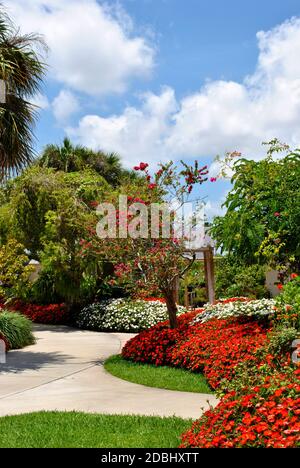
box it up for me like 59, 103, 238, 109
36, 138, 136, 187
275, 274, 300, 328
0, 239, 34, 301
215, 257, 268, 299
211, 142, 300, 274
0, 165, 114, 307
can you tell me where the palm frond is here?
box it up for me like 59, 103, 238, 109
0, 5, 46, 178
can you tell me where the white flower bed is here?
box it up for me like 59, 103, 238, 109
76, 299, 187, 332
193, 298, 275, 324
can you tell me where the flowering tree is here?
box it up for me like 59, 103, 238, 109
81, 160, 208, 328
211, 140, 300, 274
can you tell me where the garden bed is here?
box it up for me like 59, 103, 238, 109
122, 297, 300, 448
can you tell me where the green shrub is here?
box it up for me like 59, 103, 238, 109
215, 257, 268, 299
0, 239, 34, 301
266, 326, 299, 356
0, 311, 35, 349
274, 275, 300, 328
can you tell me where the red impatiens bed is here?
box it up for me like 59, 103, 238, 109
122, 313, 270, 389
180, 369, 300, 448
122, 305, 300, 448
0, 300, 69, 325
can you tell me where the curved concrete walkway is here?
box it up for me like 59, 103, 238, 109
0, 325, 218, 419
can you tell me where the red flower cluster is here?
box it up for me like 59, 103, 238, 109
5, 301, 69, 325
122, 314, 269, 389
180, 369, 300, 448
122, 313, 195, 366
133, 162, 149, 171
216, 297, 251, 304
171, 319, 269, 389
143, 297, 166, 303
122, 300, 300, 448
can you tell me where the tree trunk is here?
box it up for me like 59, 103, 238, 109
165, 291, 178, 329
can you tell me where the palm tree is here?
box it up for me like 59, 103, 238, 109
38, 138, 83, 173
0, 7, 46, 178
37, 137, 135, 186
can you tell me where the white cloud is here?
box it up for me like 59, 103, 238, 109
52, 90, 80, 124
67, 86, 177, 167
204, 201, 224, 221
8, 0, 155, 96
68, 17, 300, 167
204, 193, 228, 221
30, 93, 50, 110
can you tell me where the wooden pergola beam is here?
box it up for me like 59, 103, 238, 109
203, 247, 215, 304
182, 246, 216, 307
0, 80, 6, 104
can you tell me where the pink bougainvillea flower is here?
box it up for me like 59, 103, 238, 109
210, 177, 217, 182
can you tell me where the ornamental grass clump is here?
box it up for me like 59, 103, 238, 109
0, 311, 35, 349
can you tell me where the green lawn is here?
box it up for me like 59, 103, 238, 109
0, 411, 191, 448
104, 355, 212, 394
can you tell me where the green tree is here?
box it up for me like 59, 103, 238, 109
0, 166, 111, 307
37, 138, 135, 186
3, 166, 109, 255
0, 7, 46, 177
211, 141, 300, 273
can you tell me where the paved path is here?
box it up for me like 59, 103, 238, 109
0, 325, 218, 419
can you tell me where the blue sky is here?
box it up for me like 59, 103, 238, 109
8, 0, 300, 216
